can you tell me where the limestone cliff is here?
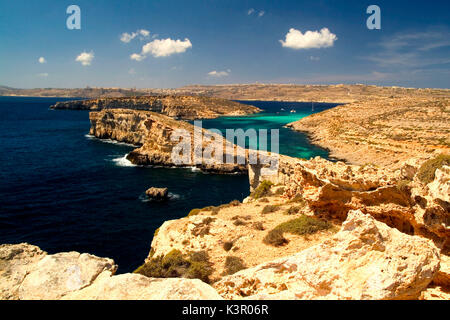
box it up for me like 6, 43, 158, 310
89, 108, 265, 173
51, 95, 261, 120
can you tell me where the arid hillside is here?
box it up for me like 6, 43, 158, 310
288, 96, 450, 168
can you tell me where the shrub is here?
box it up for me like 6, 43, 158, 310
261, 205, 280, 215
251, 180, 273, 199
252, 221, 265, 231
287, 194, 306, 205
275, 215, 332, 236
285, 206, 302, 215
134, 249, 213, 283
274, 187, 286, 195
263, 215, 332, 247
223, 241, 233, 251
222, 256, 247, 276
263, 229, 288, 246
417, 154, 450, 184
233, 219, 247, 226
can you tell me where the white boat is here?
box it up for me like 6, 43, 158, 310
290, 109, 296, 113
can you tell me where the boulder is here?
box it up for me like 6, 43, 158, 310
18, 252, 117, 300
63, 272, 222, 300
0, 243, 46, 300
213, 210, 440, 300
146, 187, 169, 200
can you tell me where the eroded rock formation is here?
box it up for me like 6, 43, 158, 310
89, 108, 274, 174
0, 243, 222, 300
213, 210, 440, 300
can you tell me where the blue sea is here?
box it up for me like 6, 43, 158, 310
0, 96, 337, 273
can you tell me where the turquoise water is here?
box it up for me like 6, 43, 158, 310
201, 100, 339, 159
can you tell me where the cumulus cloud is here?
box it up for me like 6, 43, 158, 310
280, 28, 337, 49
131, 38, 192, 60
75, 51, 94, 66
258, 11, 265, 17
208, 69, 231, 77
38, 57, 46, 64
247, 8, 255, 15
120, 29, 150, 43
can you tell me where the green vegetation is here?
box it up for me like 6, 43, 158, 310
134, 249, 213, 283
417, 154, 450, 184
396, 179, 412, 196
263, 215, 332, 247
251, 180, 273, 199
222, 256, 247, 276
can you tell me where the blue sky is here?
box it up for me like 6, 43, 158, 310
0, 0, 449, 89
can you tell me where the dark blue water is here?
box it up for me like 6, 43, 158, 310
0, 97, 335, 273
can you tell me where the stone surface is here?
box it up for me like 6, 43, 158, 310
146, 187, 169, 200
63, 272, 222, 300
428, 165, 450, 203
0, 243, 46, 300
19, 251, 117, 300
213, 210, 440, 300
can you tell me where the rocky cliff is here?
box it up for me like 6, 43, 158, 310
89, 108, 265, 173
51, 95, 261, 120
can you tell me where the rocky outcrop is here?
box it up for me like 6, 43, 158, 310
213, 210, 440, 300
0, 243, 222, 300
51, 95, 260, 120
89, 108, 267, 174
146, 187, 169, 200
249, 155, 450, 254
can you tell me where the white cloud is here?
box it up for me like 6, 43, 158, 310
131, 38, 192, 60
38, 57, 46, 64
120, 29, 150, 43
309, 56, 320, 61
280, 28, 337, 50
247, 8, 255, 15
130, 53, 145, 61
258, 11, 265, 17
128, 68, 136, 75
75, 51, 94, 66
37, 73, 49, 77
208, 69, 231, 77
